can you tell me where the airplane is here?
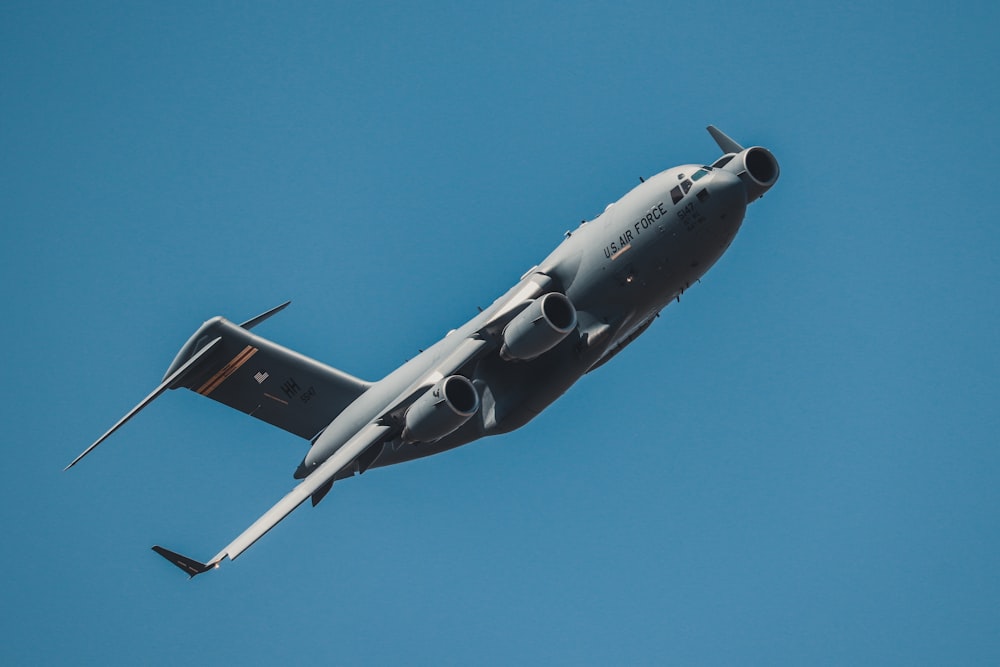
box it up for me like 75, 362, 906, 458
66, 126, 779, 578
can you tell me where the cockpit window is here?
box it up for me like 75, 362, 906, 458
711, 155, 734, 169
692, 168, 709, 181
670, 186, 683, 204
680, 179, 692, 194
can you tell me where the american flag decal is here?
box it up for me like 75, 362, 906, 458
254, 371, 269, 384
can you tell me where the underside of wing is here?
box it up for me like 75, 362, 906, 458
153, 422, 392, 577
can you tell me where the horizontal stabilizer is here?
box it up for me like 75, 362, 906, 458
152, 546, 218, 578
707, 125, 744, 154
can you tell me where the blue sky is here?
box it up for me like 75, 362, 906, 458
3, 1, 999, 664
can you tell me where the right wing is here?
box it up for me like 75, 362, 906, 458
66, 302, 372, 469
165, 310, 372, 440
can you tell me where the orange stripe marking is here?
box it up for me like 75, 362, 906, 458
197, 345, 258, 395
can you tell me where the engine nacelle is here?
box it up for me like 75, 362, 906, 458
500, 292, 577, 361
402, 375, 480, 443
718, 146, 780, 203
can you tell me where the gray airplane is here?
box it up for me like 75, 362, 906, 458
67, 126, 778, 577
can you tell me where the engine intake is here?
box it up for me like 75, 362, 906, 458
500, 292, 577, 361
402, 375, 480, 443
720, 146, 780, 203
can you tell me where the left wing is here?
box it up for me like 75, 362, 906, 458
103, 272, 555, 577
154, 422, 392, 576
66, 301, 373, 470
152, 336, 495, 577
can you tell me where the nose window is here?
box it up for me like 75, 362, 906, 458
671, 172, 699, 204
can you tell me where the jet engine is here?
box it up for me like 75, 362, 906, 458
500, 292, 577, 361
402, 375, 480, 442
718, 146, 780, 203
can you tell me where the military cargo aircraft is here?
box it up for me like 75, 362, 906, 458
67, 126, 778, 577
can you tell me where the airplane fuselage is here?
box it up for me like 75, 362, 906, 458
301, 163, 757, 476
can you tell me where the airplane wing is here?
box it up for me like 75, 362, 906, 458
154, 422, 392, 576
79, 272, 552, 576
164, 306, 372, 440
66, 302, 372, 470
153, 336, 492, 578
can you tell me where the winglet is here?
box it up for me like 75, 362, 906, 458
65, 337, 223, 470
152, 546, 221, 579
239, 301, 291, 330
707, 125, 744, 154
